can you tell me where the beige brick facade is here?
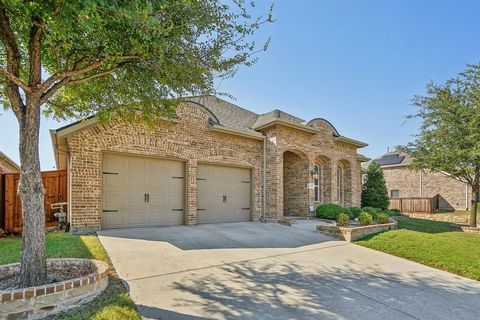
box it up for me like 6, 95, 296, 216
383, 167, 471, 210
53, 101, 366, 233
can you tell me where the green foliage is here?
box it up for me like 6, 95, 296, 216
399, 64, 480, 226
349, 207, 363, 219
356, 218, 480, 281
336, 213, 350, 227
376, 212, 390, 224
361, 163, 389, 210
361, 206, 381, 220
359, 212, 373, 226
386, 210, 402, 217
0, 0, 273, 123
315, 203, 351, 220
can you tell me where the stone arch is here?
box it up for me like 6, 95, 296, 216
282, 148, 309, 216
314, 155, 332, 203
337, 159, 352, 206
307, 118, 340, 137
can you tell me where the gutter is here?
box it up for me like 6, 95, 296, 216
210, 125, 264, 140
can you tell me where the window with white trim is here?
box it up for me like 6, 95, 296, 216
391, 190, 400, 198
337, 167, 344, 204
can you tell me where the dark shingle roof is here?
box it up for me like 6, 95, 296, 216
187, 96, 307, 133
187, 96, 259, 132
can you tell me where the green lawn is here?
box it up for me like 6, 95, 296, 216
0, 232, 141, 320
356, 218, 480, 281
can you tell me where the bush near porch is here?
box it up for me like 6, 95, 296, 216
315, 203, 401, 225
0, 232, 140, 320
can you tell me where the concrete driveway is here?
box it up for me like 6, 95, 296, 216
98, 221, 480, 320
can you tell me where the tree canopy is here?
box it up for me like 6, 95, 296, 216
399, 64, 480, 226
1, 0, 273, 123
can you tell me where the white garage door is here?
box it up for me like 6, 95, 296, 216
102, 154, 184, 229
197, 164, 251, 224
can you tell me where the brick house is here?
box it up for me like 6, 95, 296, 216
365, 151, 472, 211
0, 151, 20, 174
50, 96, 369, 233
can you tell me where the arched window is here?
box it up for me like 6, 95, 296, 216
337, 166, 344, 204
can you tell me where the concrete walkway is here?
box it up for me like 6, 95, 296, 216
98, 222, 480, 320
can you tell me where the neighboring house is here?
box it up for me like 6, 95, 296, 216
0, 151, 20, 174
364, 151, 472, 211
50, 96, 369, 233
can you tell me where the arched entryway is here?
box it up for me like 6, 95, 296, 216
283, 150, 309, 216
313, 155, 332, 204
337, 159, 352, 206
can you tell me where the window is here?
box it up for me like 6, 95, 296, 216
391, 190, 400, 198
337, 167, 344, 203
314, 165, 321, 202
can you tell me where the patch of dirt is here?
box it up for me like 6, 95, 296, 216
0, 261, 95, 291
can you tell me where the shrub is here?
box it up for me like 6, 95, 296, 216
316, 203, 351, 220
361, 162, 389, 210
337, 213, 350, 227
359, 212, 373, 226
386, 209, 401, 217
376, 212, 390, 224
361, 206, 381, 220
349, 207, 362, 219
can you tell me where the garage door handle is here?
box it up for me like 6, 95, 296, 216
147, 193, 150, 203
242, 208, 250, 210
222, 195, 227, 203
103, 209, 118, 212
172, 208, 183, 211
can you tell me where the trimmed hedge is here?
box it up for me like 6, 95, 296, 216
316, 203, 351, 220
359, 212, 373, 226
376, 212, 390, 224
349, 207, 362, 219
337, 213, 349, 227
361, 206, 381, 220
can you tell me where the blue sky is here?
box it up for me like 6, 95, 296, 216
1, 0, 479, 170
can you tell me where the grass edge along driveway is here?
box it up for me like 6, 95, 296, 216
356, 218, 480, 281
0, 231, 141, 320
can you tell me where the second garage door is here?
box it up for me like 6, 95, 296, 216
102, 154, 185, 229
197, 164, 251, 224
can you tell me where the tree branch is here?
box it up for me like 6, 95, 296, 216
69, 66, 119, 85
0, 6, 25, 117
28, 16, 45, 87
39, 76, 71, 105
0, 67, 30, 92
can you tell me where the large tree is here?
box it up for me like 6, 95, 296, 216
361, 162, 389, 210
400, 64, 480, 227
0, 0, 272, 287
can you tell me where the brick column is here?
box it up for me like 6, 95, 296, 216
186, 159, 198, 225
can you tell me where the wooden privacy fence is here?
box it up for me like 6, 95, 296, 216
1, 170, 67, 233
388, 196, 439, 214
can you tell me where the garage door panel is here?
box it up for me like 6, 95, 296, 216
198, 164, 251, 224
102, 154, 184, 229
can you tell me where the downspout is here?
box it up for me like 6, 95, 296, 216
262, 136, 267, 222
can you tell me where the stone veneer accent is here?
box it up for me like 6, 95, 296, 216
64, 103, 364, 232
405, 212, 480, 225
383, 167, 471, 211
316, 221, 397, 242
0, 259, 108, 319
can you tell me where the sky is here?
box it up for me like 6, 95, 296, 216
1, 0, 479, 170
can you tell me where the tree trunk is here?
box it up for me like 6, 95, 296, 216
471, 187, 478, 228
18, 100, 46, 288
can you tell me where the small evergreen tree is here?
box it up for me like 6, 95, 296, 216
361, 162, 389, 210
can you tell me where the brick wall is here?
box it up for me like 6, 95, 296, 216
383, 167, 470, 210
66, 104, 263, 232
65, 103, 365, 232
261, 122, 363, 219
